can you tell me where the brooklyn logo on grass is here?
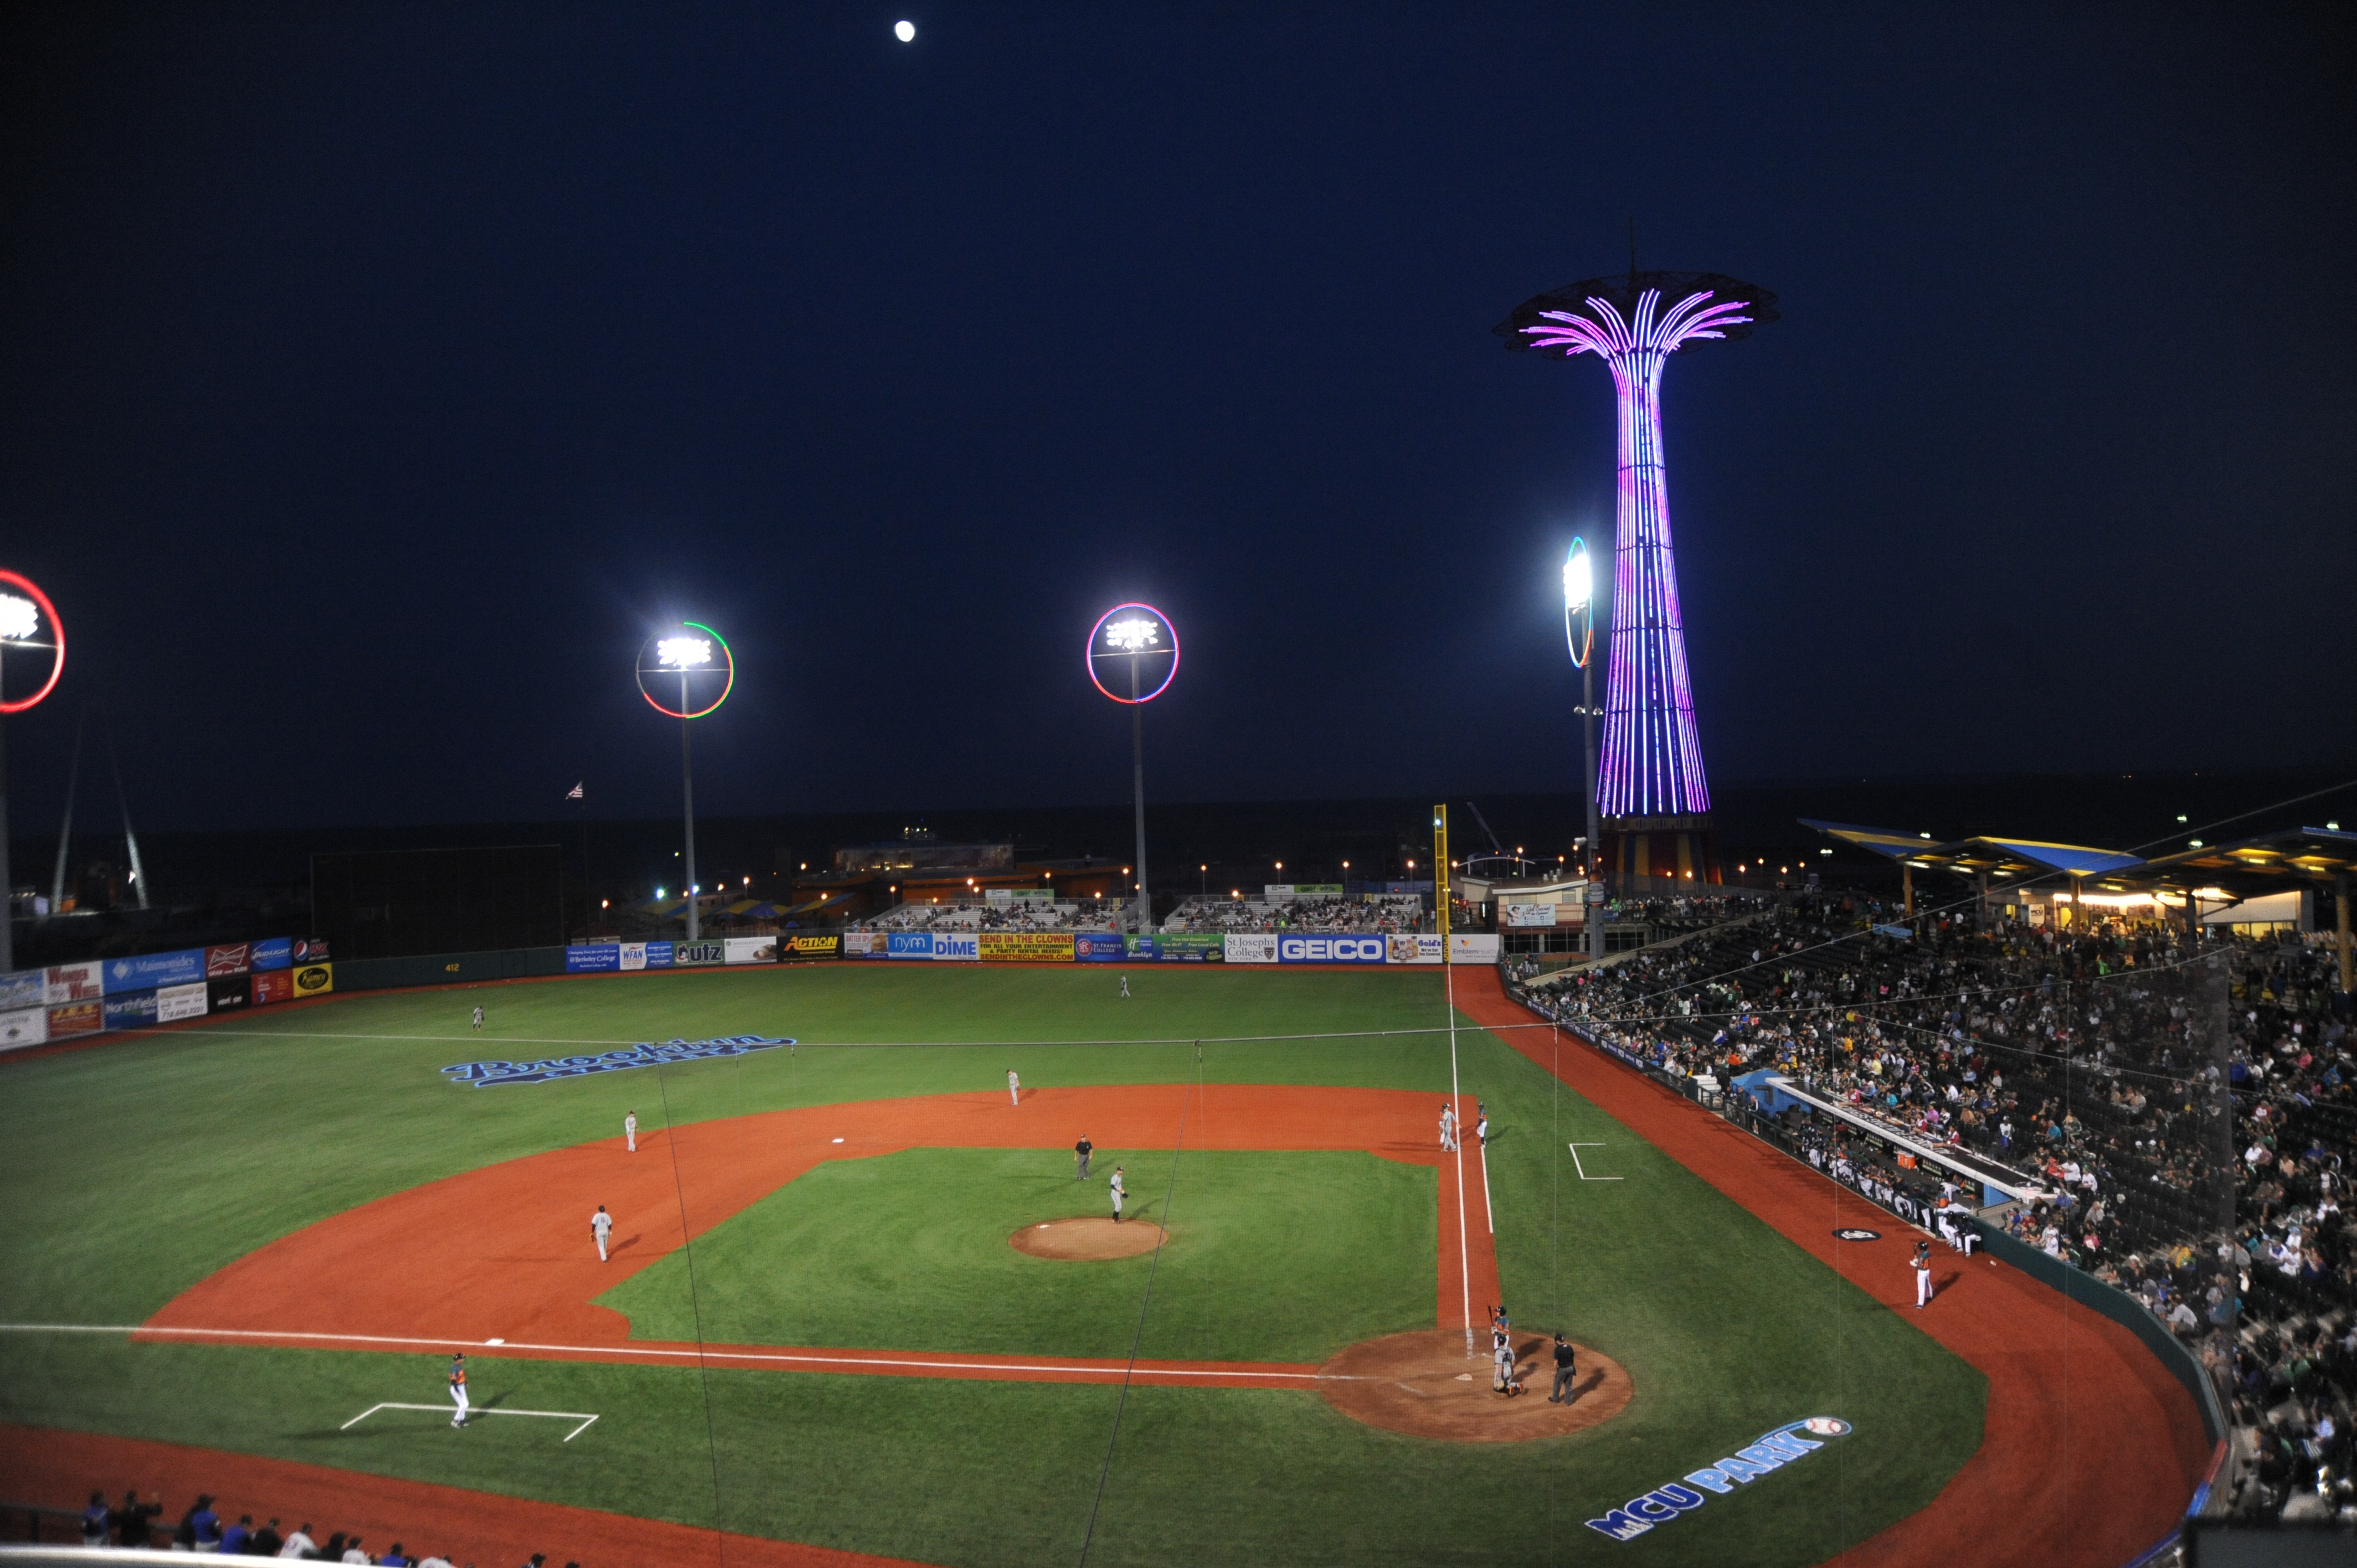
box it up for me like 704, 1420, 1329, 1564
441, 1035, 792, 1087
1587, 1417, 1853, 1542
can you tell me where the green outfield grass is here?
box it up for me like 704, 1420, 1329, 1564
598, 1147, 1435, 1361
0, 964, 1987, 1566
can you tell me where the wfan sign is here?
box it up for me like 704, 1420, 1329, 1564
1587, 1417, 1851, 1542
442, 1035, 791, 1087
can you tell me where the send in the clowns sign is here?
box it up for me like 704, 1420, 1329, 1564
442, 1035, 791, 1087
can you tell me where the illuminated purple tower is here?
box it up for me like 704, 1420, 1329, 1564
1496, 270, 1776, 889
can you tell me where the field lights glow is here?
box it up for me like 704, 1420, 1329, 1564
1104, 617, 1160, 651
0, 569, 65, 714
656, 637, 712, 668
1521, 287, 1757, 818
635, 621, 733, 719
0, 596, 35, 641
1562, 537, 1594, 669
1085, 602, 1179, 704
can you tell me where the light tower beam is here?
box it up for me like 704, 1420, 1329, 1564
1496, 269, 1777, 889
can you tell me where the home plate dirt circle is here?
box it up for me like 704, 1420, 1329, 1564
1318, 1329, 1633, 1442
1009, 1218, 1168, 1260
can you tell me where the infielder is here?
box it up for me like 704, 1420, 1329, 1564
1007, 1069, 1021, 1107
1075, 1135, 1092, 1180
1912, 1240, 1933, 1308
592, 1204, 614, 1262
624, 1111, 637, 1153
447, 1354, 469, 1428
471, 1005, 485, 1031
1475, 1109, 1490, 1148
1109, 1165, 1126, 1223
1439, 1102, 1458, 1153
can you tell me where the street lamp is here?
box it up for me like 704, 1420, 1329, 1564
635, 621, 733, 943
1565, 538, 1605, 962
1086, 602, 1178, 934
0, 571, 65, 972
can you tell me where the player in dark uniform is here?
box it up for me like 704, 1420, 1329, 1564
1547, 1333, 1577, 1402
1075, 1136, 1093, 1180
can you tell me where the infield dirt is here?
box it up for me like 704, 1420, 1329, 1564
1010, 1217, 1167, 1260
1318, 1328, 1633, 1442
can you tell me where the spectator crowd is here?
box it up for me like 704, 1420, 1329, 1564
63, 1487, 578, 1565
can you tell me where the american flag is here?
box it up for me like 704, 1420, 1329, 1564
566, 782, 584, 800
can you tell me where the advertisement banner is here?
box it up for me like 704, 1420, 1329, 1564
207, 975, 252, 1013
0, 969, 43, 1010
251, 969, 294, 1007
886, 931, 935, 960
673, 941, 724, 968
1074, 931, 1126, 962
102, 949, 205, 996
48, 1000, 104, 1039
643, 941, 675, 968
786, 933, 841, 959
567, 944, 621, 974
104, 991, 159, 1030
1223, 933, 1279, 964
930, 931, 980, 962
979, 932, 1074, 963
292, 938, 332, 964
0, 1008, 48, 1050
843, 932, 889, 957
205, 943, 253, 978
292, 962, 335, 999
250, 937, 294, 972
1152, 932, 1225, 962
45, 961, 102, 1005
618, 942, 649, 972
156, 982, 209, 1023
1278, 935, 1387, 965
1386, 933, 1445, 965
724, 936, 779, 965
1448, 934, 1502, 964
1503, 903, 1557, 929
1124, 934, 1160, 960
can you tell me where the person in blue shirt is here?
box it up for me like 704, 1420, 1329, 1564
78, 1494, 110, 1549
379, 1543, 413, 1565
219, 1514, 252, 1554
186, 1495, 220, 1551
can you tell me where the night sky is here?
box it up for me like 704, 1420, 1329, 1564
4, 5, 2351, 835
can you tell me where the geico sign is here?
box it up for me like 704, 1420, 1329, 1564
1277, 936, 1387, 964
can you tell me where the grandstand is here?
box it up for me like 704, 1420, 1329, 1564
1161, 892, 1428, 934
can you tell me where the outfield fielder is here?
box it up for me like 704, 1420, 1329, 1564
471, 1005, 484, 1031
624, 1111, 637, 1153
447, 1354, 469, 1428
1109, 1165, 1126, 1223
592, 1205, 614, 1262
1119, 974, 1130, 999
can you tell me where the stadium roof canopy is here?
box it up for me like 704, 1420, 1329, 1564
2083, 827, 2357, 903
1799, 819, 2143, 883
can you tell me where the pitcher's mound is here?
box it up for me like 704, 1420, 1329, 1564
1318, 1329, 1633, 1442
1010, 1218, 1167, 1260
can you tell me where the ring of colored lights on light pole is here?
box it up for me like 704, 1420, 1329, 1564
1562, 538, 1594, 669
635, 621, 734, 718
0, 569, 65, 714
1085, 602, 1179, 704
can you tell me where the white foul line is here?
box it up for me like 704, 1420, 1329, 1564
1567, 1143, 1622, 1181
341, 1401, 599, 1442
0, 1323, 1351, 1382
1444, 963, 1471, 1355
1479, 1137, 1494, 1235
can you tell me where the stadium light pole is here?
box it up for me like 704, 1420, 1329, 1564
0, 572, 67, 974
1563, 538, 1605, 963
636, 622, 734, 946
1087, 604, 1178, 935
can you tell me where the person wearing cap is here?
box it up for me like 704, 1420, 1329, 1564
1913, 1239, 1934, 1308
449, 1352, 471, 1427
1547, 1333, 1578, 1403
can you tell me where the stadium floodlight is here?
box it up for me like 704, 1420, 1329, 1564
1086, 602, 1179, 932
1560, 538, 1607, 960
635, 621, 734, 942
0, 570, 66, 972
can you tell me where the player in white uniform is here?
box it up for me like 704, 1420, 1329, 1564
1912, 1240, 1933, 1307
1109, 1166, 1126, 1222
447, 1354, 469, 1427
1119, 974, 1130, 998
470, 1005, 484, 1031
624, 1111, 637, 1153
1439, 1102, 1458, 1152
1007, 1069, 1020, 1107
591, 1205, 614, 1262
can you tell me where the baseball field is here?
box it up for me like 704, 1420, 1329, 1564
0, 963, 2205, 1566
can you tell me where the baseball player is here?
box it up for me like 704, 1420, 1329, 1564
1119, 974, 1130, 999
1439, 1102, 1458, 1153
1109, 1165, 1126, 1223
1547, 1333, 1577, 1403
471, 1005, 485, 1031
624, 1111, 637, 1153
1075, 1135, 1093, 1180
1475, 1108, 1490, 1148
1492, 1324, 1519, 1395
591, 1204, 614, 1262
1007, 1069, 1021, 1108
1913, 1239, 1933, 1308
447, 1354, 470, 1428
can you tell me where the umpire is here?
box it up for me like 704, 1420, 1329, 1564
1547, 1333, 1577, 1404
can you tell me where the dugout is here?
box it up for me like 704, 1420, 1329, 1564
311, 844, 566, 960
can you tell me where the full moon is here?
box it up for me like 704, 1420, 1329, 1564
893, 19, 915, 42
